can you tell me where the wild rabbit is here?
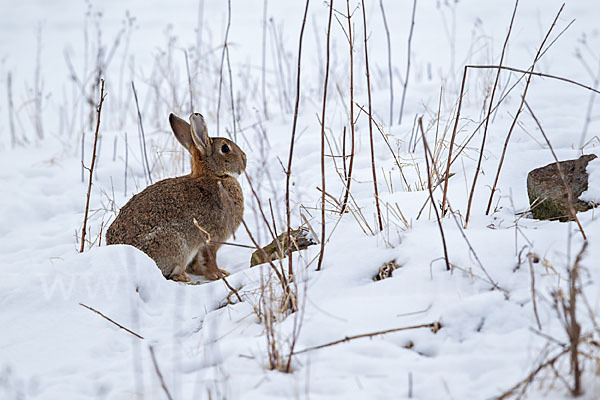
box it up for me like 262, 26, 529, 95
106, 113, 246, 282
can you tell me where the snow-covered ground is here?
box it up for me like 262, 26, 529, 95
1, 0, 600, 399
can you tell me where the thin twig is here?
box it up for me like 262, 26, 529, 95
486, 4, 565, 215
148, 346, 174, 400
131, 81, 152, 185
317, 0, 334, 272
211, 240, 258, 249
566, 241, 587, 395
80, 79, 105, 253
79, 302, 143, 339
285, 0, 310, 285
184, 49, 194, 113
216, 0, 233, 138
224, 12, 238, 142
293, 321, 440, 355
527, 252, 542, 330
495, 348, 569, 400
356, 103, 410, 189
441, 65, 467, 216
244, 172, 277, 240
340, 0, 356, 214
464, 0, 518, 228
445, 18, 575, 169
7, 72, 17, 147
466, 65, 600, 96
398, 0, 417, 125
262, 0, 269, 119
361, 0, 383, 232
418, 117, 450, 271
379, 0, 393, 126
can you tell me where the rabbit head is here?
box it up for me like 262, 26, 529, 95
169, 113, 247, 179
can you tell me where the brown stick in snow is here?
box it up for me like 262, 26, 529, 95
464, 0, 518, 228
285, 0, 310, 284
340, 0, 356, 215
80, 79, 106, 253
317, 0, 334, 272
148, 346, 174, 400
293, 321, 440, 355
79, 302, 144, 339
361, 0, 383, 232
485, 4, 565, 215
419, 117, 450, 271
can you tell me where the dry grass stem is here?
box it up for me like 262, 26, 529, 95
148, 346, 174, 400
285, 0, 310, 283
131, 81, 152, 185
528, 252, 543, 331
464, 0, 518, 228
485, 4, 565, 215
340, 0, 356, 214
378, 0, 393, 126
361, 0, 383, 232
293, 321, 440, 355
441, 65, 467, 216
495, 348, 570, 400
397, 0, 417, 125
79, 302, 144, 339
216, 0, 233, 138
317, 0, 334, 272
80, 79, 105, 253
418, 117, 450, 271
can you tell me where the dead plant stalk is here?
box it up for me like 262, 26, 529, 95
440, 65, 467, 216
418, 117, 450, 271
317, 0, 334, 272
293, 321, 440, 355
285, 0, 310, 283
361, 0, 383, 232
398, 0, 417, 126
79, 302, 143, 339
378, 0, 393, 126
80, 79, 105, 253
216, 0, 232, 138
442, 59, 597, 175
131, 81, 152, 185
464, 0, 518, 228
340, 0, 356, 214
148, 346, 174, 400
485, 4, 565, 215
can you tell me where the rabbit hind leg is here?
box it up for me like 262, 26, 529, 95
140, 228, 191, 282
187, 244, 229, 280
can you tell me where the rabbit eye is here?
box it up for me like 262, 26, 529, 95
221, 144, 231, 154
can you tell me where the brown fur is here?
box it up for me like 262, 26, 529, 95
106, 113, 246, 281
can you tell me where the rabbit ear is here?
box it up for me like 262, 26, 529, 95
190, 113, 211, 153
169, 113, 194, 151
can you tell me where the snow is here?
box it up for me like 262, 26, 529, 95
1, 0, 600, 399
582, 157, 600, 203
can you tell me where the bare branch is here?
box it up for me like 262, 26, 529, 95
317, 0, 334, 272
80, 79, 106, 253
293, 321, 440, 355
79, 302, 143, 339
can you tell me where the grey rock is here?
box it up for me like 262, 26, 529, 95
527, 154, 597, 221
